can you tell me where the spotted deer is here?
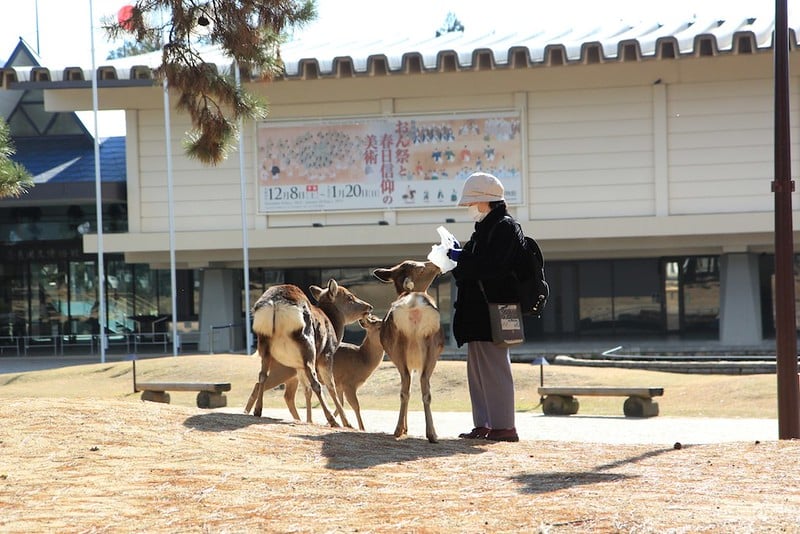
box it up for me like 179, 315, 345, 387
244, 280, 372, 428
248, 313, 385, 430
373, 260, 444, 443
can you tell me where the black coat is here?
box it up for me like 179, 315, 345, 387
451, 205, 524, 347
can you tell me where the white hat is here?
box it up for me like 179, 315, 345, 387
458, 172, 505, 206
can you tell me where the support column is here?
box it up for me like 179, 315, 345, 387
718, 253, 762, 346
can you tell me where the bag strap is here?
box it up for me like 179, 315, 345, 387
477, 280, 489, 303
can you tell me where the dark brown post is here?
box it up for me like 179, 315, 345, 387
773, 0, 800, 439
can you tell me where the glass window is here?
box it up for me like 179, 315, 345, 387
578, 261, 613, 335
613, 259, 662, 334
682, 257, 720, 335
576, 259, 663, 336
157, 270, 173, 316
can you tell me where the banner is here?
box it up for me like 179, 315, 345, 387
257, 112, 523, 213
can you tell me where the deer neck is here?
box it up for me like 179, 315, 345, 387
319, 302, 346, 342
362, 333, 384, 365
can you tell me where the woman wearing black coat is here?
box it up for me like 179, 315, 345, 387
448, 172, 524, 442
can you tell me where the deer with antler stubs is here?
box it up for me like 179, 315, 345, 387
373, 260, 444, 443
244, 279, 372, 428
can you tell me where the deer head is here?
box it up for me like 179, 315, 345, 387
373, 260, 441, 295
310, 278, 373, 324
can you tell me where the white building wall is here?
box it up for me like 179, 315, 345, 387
530, 86, 656, 220
667, 79, 779, 215
135, 107, 257, 233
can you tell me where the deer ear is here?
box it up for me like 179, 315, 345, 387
373, 268, 392, 283
309, 285, 323, 301
327, 278, 339, 297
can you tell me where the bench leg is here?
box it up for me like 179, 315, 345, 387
141, 390, 170, 404
623, 396, 659, 417
197, 391, 227, 409
542, 395, 580, 416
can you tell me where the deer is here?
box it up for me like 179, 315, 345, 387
373, 260, 444, 443
248, 313, 385, 431
244, 279, 373, 428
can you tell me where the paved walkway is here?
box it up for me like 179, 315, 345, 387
3, 354, 780, 445
240, 407, 779, 445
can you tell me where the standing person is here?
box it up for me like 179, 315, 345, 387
447, 172, 525, 442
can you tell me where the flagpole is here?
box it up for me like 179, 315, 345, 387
34, 0, 41, 55
235, 62, 253, 354
163, 78, 179, 357
88, 0, 107, 363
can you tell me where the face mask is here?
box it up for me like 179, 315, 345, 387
468, 205, 487, 222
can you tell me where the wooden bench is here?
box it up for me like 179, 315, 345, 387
136, 381, 232, 408
537, 386, 664, 417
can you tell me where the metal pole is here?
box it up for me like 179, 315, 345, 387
163, 78, 179, 357
235, 62, 253, 354
34, 0, 40, 55
89, 0, 107, 364
773, 0, 800, 439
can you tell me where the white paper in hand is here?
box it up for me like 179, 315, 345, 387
427, 225, 458, 273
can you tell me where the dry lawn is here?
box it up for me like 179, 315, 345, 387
0, 355, 798, 533
0, 354, 782, 417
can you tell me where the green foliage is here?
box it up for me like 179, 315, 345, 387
104, 0, 316, 165
0, 118, 33, 199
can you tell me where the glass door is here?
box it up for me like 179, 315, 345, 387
68, 261, 98, 335
31, 262, 67, 338
664, 260, 681, 333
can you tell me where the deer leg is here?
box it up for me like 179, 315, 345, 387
294, 372, 313, 423
282, 375, 301, 422
321, 368, 352, 429
301, 378, 313, 423
253, 371, 267, 417
395, 366, 412, 438
296, 336, 339, 428
343, 387, 365, 431
247, 342, 272, 417
244, 358, 265, 414
304, 360, 339, 427
244, 381, 261, 415
420, 363, 438, 444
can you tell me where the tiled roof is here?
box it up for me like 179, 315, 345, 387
12, 136, 126, 183
0, 10, 796, 87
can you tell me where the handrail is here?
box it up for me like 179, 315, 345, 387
209, 322, 243, 354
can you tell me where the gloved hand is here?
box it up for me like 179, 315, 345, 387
447, 248, 462, 261
452, 238, 461, 248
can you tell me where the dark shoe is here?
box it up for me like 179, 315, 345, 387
458, 427, 490, 439
486, 428, 519, 442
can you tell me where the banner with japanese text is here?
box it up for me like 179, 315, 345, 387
256, 112, 523, 213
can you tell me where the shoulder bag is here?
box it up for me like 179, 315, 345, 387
478, 280, 524, 347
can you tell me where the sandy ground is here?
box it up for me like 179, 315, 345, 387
1, 397, 798, 533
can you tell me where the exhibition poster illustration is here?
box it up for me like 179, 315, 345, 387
256, 112, 522, 213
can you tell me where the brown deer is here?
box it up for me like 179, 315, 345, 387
255, 313, 385, 430
373, 260, 444, 443
244, 279, 372, 428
